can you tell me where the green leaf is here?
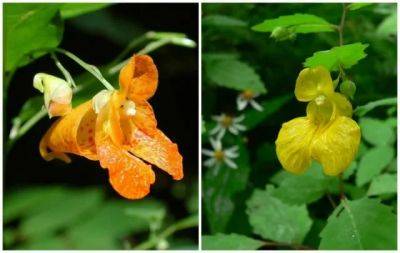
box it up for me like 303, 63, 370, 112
203, 15, 247, 27
354, 97, 397, 117
359, 117, 395, 146
348, 3, 373, 11
272, 162, 335, 205
252, 13, 335, 34
356, 146, 394, 186
243, 94, 292, 130
368, 173, 397, 196
376, 11, 396, 38
67, 200, 150, 249
202, 233, 264, 250
205, 57, 267, 94
4, 3, 64, 72
319, 198, 396, 249
246, 186, 312, 244
4, 186, 67, 223
203, 138, 250, 233
304, 43, 368, 71
60, 3, 110, 19
343, 161, 357, 180
20, 235, 67, 250
20, 188, 103, 238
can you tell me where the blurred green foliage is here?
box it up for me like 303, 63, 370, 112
202, 3, 396, 250
4, 185, 197, 249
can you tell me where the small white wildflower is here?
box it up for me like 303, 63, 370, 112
210, 113, 246, 139
236, 90, 263, 111
202, 138, 239, 170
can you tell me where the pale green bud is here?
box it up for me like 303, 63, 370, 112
339, 80, 356, 99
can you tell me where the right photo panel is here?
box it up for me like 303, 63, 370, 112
201, 2, 397, 250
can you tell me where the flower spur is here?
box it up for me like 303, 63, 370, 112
39, 55, 183, 199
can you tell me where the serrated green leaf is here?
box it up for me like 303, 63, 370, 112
272, 163, 333, 205
359, 117, 395, 146
354, 97, 397, 117
203, 15, 247, 27
319, 198, 396, 249
203, 138, 250, 233
202, 233, 264, 250
243, 94, 292, 130
205, 58, 267, 93
356, 146, 394, 186
246, 187, 312, 244
304, 43, 368, 71
60, 3, 110, 19
348, 3, 373, 11
252, 13, 334, 34
4, 3, 63, 73
368, 173, 397, 196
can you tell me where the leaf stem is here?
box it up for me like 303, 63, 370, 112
326, 192, 337, 209
133, 215, 198, 250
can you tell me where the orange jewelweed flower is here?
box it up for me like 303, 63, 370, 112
40, 55, 183, 199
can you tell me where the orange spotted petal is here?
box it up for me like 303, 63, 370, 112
122, 118, 183, 180
40, 100, 97, 162
131, 101, 157, 135
119, 55, 158, 101
95, 101, 155, 199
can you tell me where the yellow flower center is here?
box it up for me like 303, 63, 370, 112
241, 90, 254, 100
221, 115, 233, 127
214, 150, 225, 161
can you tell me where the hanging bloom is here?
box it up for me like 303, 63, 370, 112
39, 55, 183, 199
275, 66, 360, 176
202, 138, 239, 169
236, 90, 263, 111
33, 73, 73, 118
210, 113, 246, 139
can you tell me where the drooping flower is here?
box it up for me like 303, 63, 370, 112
33, 73, 73, 118
210, 113, 246, 140
39, 55, 183, 199
275, 66, 360, 176
236, 90, 263, 111
202, 138, 239, 170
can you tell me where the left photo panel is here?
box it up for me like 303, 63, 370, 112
3, 3, 198, 250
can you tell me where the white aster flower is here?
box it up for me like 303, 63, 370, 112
202, 138, 239, 170
210, 113, 246, 139
237, 90, 263, 111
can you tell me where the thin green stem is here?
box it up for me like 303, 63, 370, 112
51, 53, 76, 87
338, 3, 347, 46
133, 215, 198, 250
112, 33, 149, 64
108, 39, 170, 75
338, 173, 345, 200
52, 48, 115, 91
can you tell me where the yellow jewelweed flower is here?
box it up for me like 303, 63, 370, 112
275, 66, 361, 176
